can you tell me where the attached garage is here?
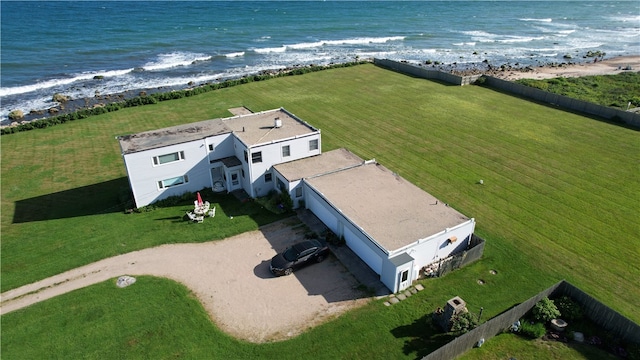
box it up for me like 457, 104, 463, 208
276, 148, 476, 293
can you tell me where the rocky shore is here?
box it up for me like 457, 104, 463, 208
4, 55, 638, 128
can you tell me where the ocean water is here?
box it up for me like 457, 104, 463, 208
1, 1, 639, 122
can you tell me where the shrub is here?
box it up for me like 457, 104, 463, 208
450, 311, 479, 335
520, 320, 547, 339
555, 296, 583, 321
532, 297, 560, 322
280, 190, 293, 212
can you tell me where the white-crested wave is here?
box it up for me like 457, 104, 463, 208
224, 52, 245, 58
461, 30, 545, 44
0, 68, 134, 97
142, 52, 212, 71
253, 36, 405, 53
520, 18, 553, 22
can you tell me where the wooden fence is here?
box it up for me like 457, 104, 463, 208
422, 280, 639, 360
436, 235, 485, 277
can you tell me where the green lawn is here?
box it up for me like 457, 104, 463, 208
2, 63, 638, 358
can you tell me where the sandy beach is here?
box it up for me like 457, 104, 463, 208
487, 55, 640, 81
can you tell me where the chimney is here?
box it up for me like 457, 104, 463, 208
274, 117, 282, 128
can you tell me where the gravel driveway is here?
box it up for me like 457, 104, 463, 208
0, 218, 369, 342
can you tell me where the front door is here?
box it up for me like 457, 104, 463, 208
399, 269, 411, 292
229, 169, 242, 190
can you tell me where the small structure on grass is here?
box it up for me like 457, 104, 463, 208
434, 296, 468, 331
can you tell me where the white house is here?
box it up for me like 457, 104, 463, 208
117, 108, 321, 207
117, 108, 476, 293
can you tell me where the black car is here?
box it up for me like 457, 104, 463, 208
270, 239, 330, 276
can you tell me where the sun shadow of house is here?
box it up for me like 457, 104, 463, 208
12, 177, 131, 223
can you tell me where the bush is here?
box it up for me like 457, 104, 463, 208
280, 190, 293, 212
532, 297, 560, 322
520, 320, 547, 339
450, 311, 479, 335
555, 296, 583, 321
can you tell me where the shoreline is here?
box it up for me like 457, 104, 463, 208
4, 55, 638, 128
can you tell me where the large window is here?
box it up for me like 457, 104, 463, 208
309, 139, 318, 151
153, 151, 184, 166
252, 151, 262, 163
282, 145, 290, 157
158, 175, 188, 189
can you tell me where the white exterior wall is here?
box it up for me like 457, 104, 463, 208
124, 139, 211, 207
248, 134, 321, 198
304, 183, 386, 274
387, 219, 476, 282
205, 133, 235, 163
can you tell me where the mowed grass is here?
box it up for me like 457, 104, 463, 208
1, 63, 638, 358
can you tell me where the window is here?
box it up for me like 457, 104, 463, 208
309, 139, 318, 151
244, 150, 248, 163
295, 187, 302, 198
401, 270, 408, 282
153, 151, 184, 166
282, 145, 290, 157
265, 173, 273, 182
252, 151, 262, 163
157, 175, 188, 189
208, 144, 215, 152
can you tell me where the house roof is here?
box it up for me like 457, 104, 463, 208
118, 118, 231, 154
224, 108, 318, 147
117, 108, 318, 154
304, 162, 470, 253
274, 148, 364, 181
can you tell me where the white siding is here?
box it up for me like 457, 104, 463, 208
125, 139, 211, 207
249, 134, 321, 198
304, 182, 385, 274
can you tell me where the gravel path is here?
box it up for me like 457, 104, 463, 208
0, 219, 369, 342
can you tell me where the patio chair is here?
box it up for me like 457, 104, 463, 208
208, 207, 216, 218
186, 211, 198, 222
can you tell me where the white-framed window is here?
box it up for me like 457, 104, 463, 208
252, 151, 262, 163
295, 187, 302, 198
282, 145, 290, 157
309, 139, 318, 151
157, 175, 189, 190
265, 173, 273, 182
153, 151, 185, 166
208, 143, 215, 152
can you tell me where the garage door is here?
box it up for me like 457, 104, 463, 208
343, 225, 383, 275
306, 186, 338, 232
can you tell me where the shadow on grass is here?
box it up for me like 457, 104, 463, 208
391, 314, 456, 358
13, 177, 131, 223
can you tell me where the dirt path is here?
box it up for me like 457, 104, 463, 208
0, 219, 369, 342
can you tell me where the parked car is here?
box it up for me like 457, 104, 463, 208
270, 239, 330, 276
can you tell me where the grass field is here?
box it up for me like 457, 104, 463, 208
2, 63, 638, 358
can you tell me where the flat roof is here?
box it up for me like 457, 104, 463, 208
305, 163, 470, 252
223, 109, 318, 147
274, 148, 364, 181
118, 118, 231, 154
118, 108, 317, 154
